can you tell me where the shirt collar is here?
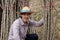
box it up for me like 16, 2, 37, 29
19, 18, 29, 26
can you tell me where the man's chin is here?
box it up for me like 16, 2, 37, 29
24, 20, 29, 23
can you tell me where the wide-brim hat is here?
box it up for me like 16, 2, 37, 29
17, 6, 33, 14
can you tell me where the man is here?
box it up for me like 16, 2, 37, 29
8, 6, 44, 40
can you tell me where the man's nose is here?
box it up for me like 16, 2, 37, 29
26, 15, 29, 17
25, 14, 29, 17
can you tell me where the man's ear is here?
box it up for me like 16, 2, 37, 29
19, 15, 22, 18
29, 16, 32, 19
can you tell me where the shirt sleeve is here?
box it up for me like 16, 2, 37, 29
8, 25, 14, 40
10, 21, 20, 40
29, 18, 44, 27
13, 20, 20, 40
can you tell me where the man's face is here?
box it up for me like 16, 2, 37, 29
21, 13, 31, 23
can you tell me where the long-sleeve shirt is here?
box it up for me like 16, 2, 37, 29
8, 18, 44, 40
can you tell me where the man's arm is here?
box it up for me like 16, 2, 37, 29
29, 18, 44, 27
8, 20, 20, 40
8, 25, 14, 40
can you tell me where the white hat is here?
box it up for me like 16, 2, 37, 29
17, 6, 33, 14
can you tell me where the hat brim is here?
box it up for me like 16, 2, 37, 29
16, 12, 34, 14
